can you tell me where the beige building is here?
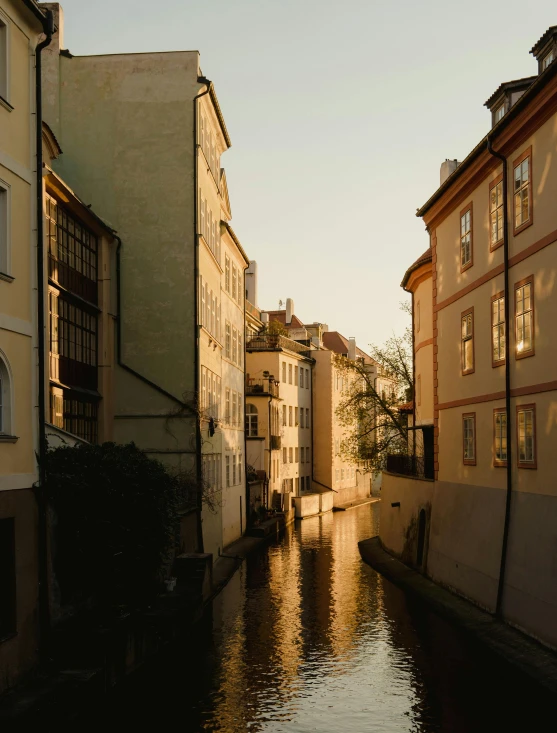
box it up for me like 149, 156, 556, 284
0, 0, 51, 694
381, 27, 557, 649
41, 3, 248, 562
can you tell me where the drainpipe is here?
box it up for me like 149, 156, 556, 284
411, 290, 416, 459
487, 137, 512, 619
193, 77, 212, 553
33, 5, 54, 664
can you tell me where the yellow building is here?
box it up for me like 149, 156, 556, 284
41, 2, 250, 563
0, 0, 51, 694
382, 26, 557, 649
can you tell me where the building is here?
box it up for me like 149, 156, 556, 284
41, 3, 248, 561
381, 27, 557, 649
0, 0, 51, 694
42, 123, 116, 452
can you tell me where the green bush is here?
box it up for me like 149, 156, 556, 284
45, 442, 180, 611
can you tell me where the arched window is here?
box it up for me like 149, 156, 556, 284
0, 353, 13, 436
245, 404, 258, 437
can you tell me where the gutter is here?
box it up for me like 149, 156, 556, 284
193, 77, 212, 553
486, 137, 513, 620
34, 4, 54, 664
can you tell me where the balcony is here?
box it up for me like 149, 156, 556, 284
246, 378, 280, 398
386, 453, 433, 481
246, 333, 312, 356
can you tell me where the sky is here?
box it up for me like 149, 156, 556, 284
57, 0, 556, 350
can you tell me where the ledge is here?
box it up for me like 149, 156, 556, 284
0, 435, 19, 443
0, 96, 14, 113
0, 272, 14, 283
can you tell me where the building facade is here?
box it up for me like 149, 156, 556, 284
0, 0, 48, 694
41, 3, 248, 562
381, 27, 557, 649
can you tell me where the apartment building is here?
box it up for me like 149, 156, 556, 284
0, 0, 49, 694
382, 27, 557, 649
42, 123, 116, 449
41, 3, 248, 561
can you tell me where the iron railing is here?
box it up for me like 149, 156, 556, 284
246, 378, 280, 398
386, 453, 433, 480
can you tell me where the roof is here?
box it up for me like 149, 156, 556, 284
222, 222, 250, 266
42, 121, 62, 158
322, 331, 374, 363
401, 248, 432, 289
483, 76, 537, 109
21, 0, 50, 31
266, 310, 306, 330
199, 78, 232, 148
398, 401, 413, 413
417, 39, 557, 218
530, 26, 557, 56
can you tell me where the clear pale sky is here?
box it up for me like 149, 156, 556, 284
58, 0, 556, 350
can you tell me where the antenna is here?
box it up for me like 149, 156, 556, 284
278, 299, 283, 309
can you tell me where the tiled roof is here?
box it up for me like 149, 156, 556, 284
266, 310, 306, 329
401, 248, 432, 289
398, 401, 413, 413
483, 76, 536, 109
322, 331, 374, 363
530, 26, 557, 56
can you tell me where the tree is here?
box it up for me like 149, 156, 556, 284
334, 303, 413, 472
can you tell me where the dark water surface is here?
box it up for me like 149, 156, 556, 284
87, 503, 554, 732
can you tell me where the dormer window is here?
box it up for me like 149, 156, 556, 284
494, 104, 506, 122
542, 50, 554, 70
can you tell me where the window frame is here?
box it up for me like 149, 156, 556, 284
489, 173, 504, 251
462, 412, 476, 466
0, 351, 14, 437
513, 147, 533, 236
0, 179, 11, 278
461, 306, 475, 376
514, 275, 535, 360
0, 12, 10, 107
245, 403, 258, 437
516, 403, 537, 469
491, 291, 506, 368
459, 202, 473, 273
493, 408, 508, 467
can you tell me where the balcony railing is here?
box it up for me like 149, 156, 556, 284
246, 378, 280, 398
386, 453, 433, 480
247, 333, 312, 356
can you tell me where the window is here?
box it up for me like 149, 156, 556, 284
491, 293, 505, 366
225, 388, 230, 422
232, 327, 238, 364
294, 366, 298, 386
237, 269, 243, 305
306, 448, 310, 465
0, 353, 12, 436
0, 17, 8, 103
543, 50, 554, 70
300, 369, 304, 388
461, 308, 474, 375
282, 404, 287, 426
282, 362, 286, 383
288, 406, 292, 426
335, 469, 339, 482
0, 181, 10, 276
300, 476, 305, 492
238, 332, 242, 367
416, 301, 421, 333
463, 413, 476, 465
225, 322, 231, 359
305, 408, 310, 428
306, 369, 310, 388
294, 407, 298, 426
0, 518, 16, 638
460, 203, 473, 271
417, 374, 421, 406
283, 447, 287, 463
226, 455, 230, 487
224, 255, 230, 293
513, 148, 532, 234
288, 364, 292, 384
52, 295, 98, 390
515, 276, 534, 358
494, 409, 507, 466
246, 404, 258, 436
232, 265, 237, 301
301, 447, 305, 463
238, 454, 242, 485
232, 453, 237, 485
232, 391, 237, 426
494, 104, 505, 122
61, 393, 98, 443
295, 447, 299, 462
289, 447, 293, 463
517, 405, 536, 468
295, 477, 299, 493
490, 175, 504, 249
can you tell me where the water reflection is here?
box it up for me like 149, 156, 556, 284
84, 504, 553, 732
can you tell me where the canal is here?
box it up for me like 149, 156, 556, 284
85, 502, 553, 732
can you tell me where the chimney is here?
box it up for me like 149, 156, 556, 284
285, 298, 294, 325
348, 337, 357, 361
246, 260, 258, 306
440, 159, 460, 185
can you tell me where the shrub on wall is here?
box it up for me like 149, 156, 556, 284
45, 442, 180, 612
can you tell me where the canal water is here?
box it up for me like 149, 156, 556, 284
88, 503, 553, 732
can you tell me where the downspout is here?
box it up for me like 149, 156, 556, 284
193, 78, 212, 552
267, 392, 272, 508
411, 290, 416, 459
34, 6, 54, 663
487, 137, 512, 619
